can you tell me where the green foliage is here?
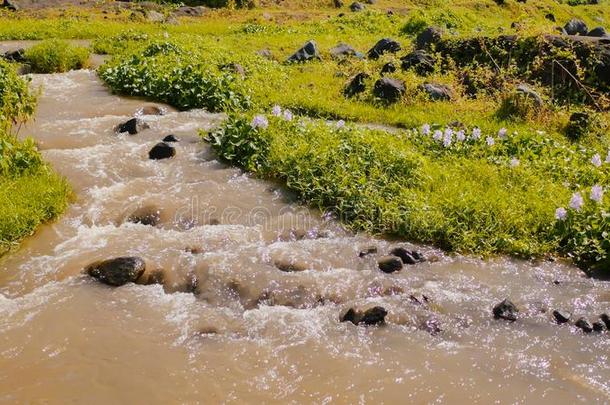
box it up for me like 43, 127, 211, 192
207, 111, 610, 266
92, 30, 150, 55
0, 56, 70, 255
99, 41, 251, 112
24, 39, 90, 73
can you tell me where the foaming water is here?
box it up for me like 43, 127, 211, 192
1, 69, 609, 403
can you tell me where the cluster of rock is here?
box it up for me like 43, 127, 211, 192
493, 298, 610, 334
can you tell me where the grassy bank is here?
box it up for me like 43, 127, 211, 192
0, 60, 70, 255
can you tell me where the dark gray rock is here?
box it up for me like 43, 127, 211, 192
257, 48, 274, 60
2, 48, 25, 62
344, 72, 370, 97
162, 134, 179, 142
367, 38, 401, 60
565, 112, 590, 141
380, 62, 397, 74
330, 43, 364, 59
341, 306, 388, 325
564, 18, 588, 36
493, 299, 518, 321
349, 2, 365, 11
378, 255, 403, 273
416, 27, 442, 50
171, 5, 206, 17
220, 62, 246, 77
333, 0, 343, 8
420, 83, 454, 101
552, 309, 571, 324
575, 317, 593, 333
373, 77, 406, 103
601, 313, 610, 329
401, 50, 436, 75
390, 247, 425, 265
148, 142, 176, 160
115, 118, 149, 135
286, 40, 321, 63
592, 321, 605, 332
358, 246, 378, 257
127, 205, 161, 226
545, 13, 556, 22
516, 83, 543, 107
86, 257, 146, 286
587, 27, 608, 38
1, 0, 19, 10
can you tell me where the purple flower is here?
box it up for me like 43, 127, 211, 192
590, 185, 603, 203
486, 136, 495, 146
282, 109, 293, 121
433, 130, 442, 141
271, 105, 282, 117
510, 158, 520, 168
592, 153, 602, 168
421, 124, 431, 135
472, 127, 481, 140
251, 115, 269, 129
555, 207, 567, 221
569, 192, 584, 211
605, 150, 610, 164
336, 120, 346, 128
498, 128, 508, 139
456, 130, 465, 142
443, 132, 452, 148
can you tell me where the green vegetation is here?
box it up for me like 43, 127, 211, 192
0, 60, 70, 254
24, 39, 90, 73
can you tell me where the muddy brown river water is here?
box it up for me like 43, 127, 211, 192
0, 69, 609, 403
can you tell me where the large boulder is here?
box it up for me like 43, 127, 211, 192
148, 142, 176, 160
85, 257, 146, 286
344, 72, 369, 97
416, 27, 442, 50
420, 83, 454, 101
286, 40, 321, 63
564, 18, 588, 36
367, 38, 401, 60
115, 118, 149, 135
401, 50, 436, 75
373, 77, 406, 103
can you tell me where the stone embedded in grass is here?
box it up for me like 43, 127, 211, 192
545, 13, 556, 22
373, 77, 405, 103
401, 50, 436, 75
415, 27, 442, 50
256, 48, 275, 60
349, 2, 365, 12
378, 255, 403, 273
564, 18, 588, 36
552, 309, 571, 324
367, 38, 401, 60
565, 112, 590, 141
330, 43, 363, 59
85, 256, 146, 286
286, 40, 321, 63
587, 27, 608, 38
341, 306, 388, 326
344, 72, 369, 97
115, 117, 149, 135
162, 134, 180, 143
420, 83, 453, 101
493, 299, 518, 321
148, 142, 176, 160
380, 62, 397, 74
574, 317, 593, 333
515, 84, 543, 108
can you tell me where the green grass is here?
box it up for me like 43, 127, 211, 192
0, 59, 70, 255
24, 39, 90, 73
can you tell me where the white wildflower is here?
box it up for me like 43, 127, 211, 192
472, 127, 481, 140
282, 109, 293, 121
433, 130, 443, 141
250, 115, 268, 129
271, 105, 282, 116
555, 207, 567, 221
591, 185, 603, 203
591, 153, 602, 167
498, 128, 508, 139
421, 124, 431, 135
486, 136, 495, 146
456, 130, 466, 142
569, 192, 584, 211
510, 158, 520, 167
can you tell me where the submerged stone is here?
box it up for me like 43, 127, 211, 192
148, 142, 176, 160
127, 205, 162, 226
493, 299, 518, 321
552, 309, 571, 324
601, 313, 610, 329
85, 257, 146, 286
162, 134, 180, 142
390, 247, 425, 265
115, 117, 149, 135
358, 246, 378, 257
378, 255, 403, 273
341, 306, 388, 326
574, 317, 593, 333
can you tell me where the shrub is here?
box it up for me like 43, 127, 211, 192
0, 59, 37, 129
24, 39, 90, 73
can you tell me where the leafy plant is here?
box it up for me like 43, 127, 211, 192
24, 39, 90, 73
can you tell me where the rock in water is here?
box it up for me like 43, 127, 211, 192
601, 313, 610, 329
592, 321, 605, 332
574, 317, 593, 333
86, 257, 146, 286
552, 309, 571, 324
390, 247, 425, 265
493, 299, 518, 321
115, 118, 149, 135
358, 246, 378, 257
127, 206, 162, 226
341, 306, 387, 325
373, 77, 406, 103
378, 255, 403, 273
137, 105, 165, 116
162, 134, 180, 142
359, 307, 388, 325
564, 19, 588, 36
286, 40, 320, 63
367, 38, 401, 60
148, 142, 176, 160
